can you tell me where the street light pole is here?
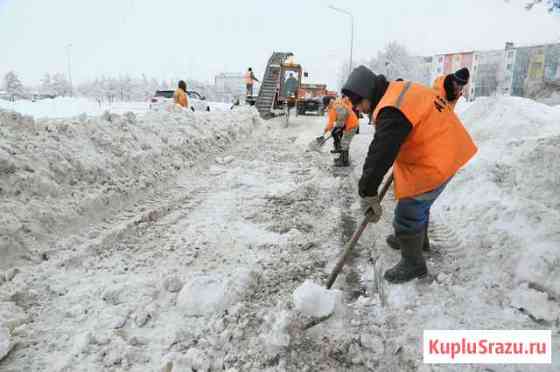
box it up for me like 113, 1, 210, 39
66, 43, 73, 97
328, 5, 354, 75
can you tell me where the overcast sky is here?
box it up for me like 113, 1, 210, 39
1, 0, 558, 89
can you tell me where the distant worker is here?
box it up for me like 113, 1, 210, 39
341, 65, 477, 283
245, 67, 259, 97
432, 67, 470, 110
321, 96, 359, 167
173, 80, 189, 109
283, 72, 298, 97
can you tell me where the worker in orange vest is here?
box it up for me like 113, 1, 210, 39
173, 80, 189, 109
432, 67, 470, 109
244, 67, 259, 97
321, 96, 359, 166
341, 65, 477, 283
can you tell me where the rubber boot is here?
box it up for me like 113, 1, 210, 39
423, 225, 430, 252
386, 225, 430, 252
384, 231, 427, 283
386, 234, 400, 250
333, 150, 349, 167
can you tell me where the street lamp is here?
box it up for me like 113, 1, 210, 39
66, 43, 73, 97
328, 5, 354, 75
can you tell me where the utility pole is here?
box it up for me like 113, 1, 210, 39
328, 5, 354, 75
66, 43, 73, 97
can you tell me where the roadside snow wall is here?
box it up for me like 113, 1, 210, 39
438, 96, 560, 321
0, 107, 261, 267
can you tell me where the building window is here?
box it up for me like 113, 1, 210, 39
439, 56, 443, 62
529, 62, 544, 79
507, 51, 514, 58
506, 63, 512, 71
437, 67, 442, 73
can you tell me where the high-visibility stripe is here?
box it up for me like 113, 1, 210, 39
395, 81, 412, 108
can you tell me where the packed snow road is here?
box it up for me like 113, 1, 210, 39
0, 110, 386, 371
1, 98, 559, 371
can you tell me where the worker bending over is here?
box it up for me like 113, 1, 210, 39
341, 66, 477, 283
322, 96, 359, 167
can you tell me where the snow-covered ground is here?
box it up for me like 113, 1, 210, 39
0, 97, 558, 371
0, 97, 232, 119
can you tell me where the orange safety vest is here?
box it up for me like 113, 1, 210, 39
373, 81, 477, 199
244, 72, 253, 84
174, 88, 188, 108
432, 75, 460, 110
325, 97, 359, 133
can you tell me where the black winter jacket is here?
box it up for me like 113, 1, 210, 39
358, 107, 412, 197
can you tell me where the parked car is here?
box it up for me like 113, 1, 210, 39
149, 90, 210, 112
31, 94, 56, 102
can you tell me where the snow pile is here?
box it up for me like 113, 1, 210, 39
293, 280, 337, 318
438, 95, 560, 322
0, 107, 261, 266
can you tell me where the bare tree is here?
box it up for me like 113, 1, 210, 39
3, 71, 25, 100
367, 41, 430, 83
505, 0, 560, 12
51, 73, 71, 97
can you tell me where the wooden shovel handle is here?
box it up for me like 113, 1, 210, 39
325, 172, 394, 289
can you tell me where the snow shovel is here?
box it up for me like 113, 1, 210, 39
325, 172, 394, 289
308, 132, 332, 152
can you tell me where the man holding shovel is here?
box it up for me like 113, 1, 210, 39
341, 66, 477, 284
319, 96, 359, 167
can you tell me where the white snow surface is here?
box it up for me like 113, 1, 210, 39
0, 326, 11, 362
0, 97, 232, 119
0, 95, 559, 371
0, 97, 149, 118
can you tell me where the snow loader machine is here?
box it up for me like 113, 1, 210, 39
254, 52, 304, 119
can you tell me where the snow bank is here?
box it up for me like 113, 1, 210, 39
0, 107, 261, 265
438, 96, 560, 320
